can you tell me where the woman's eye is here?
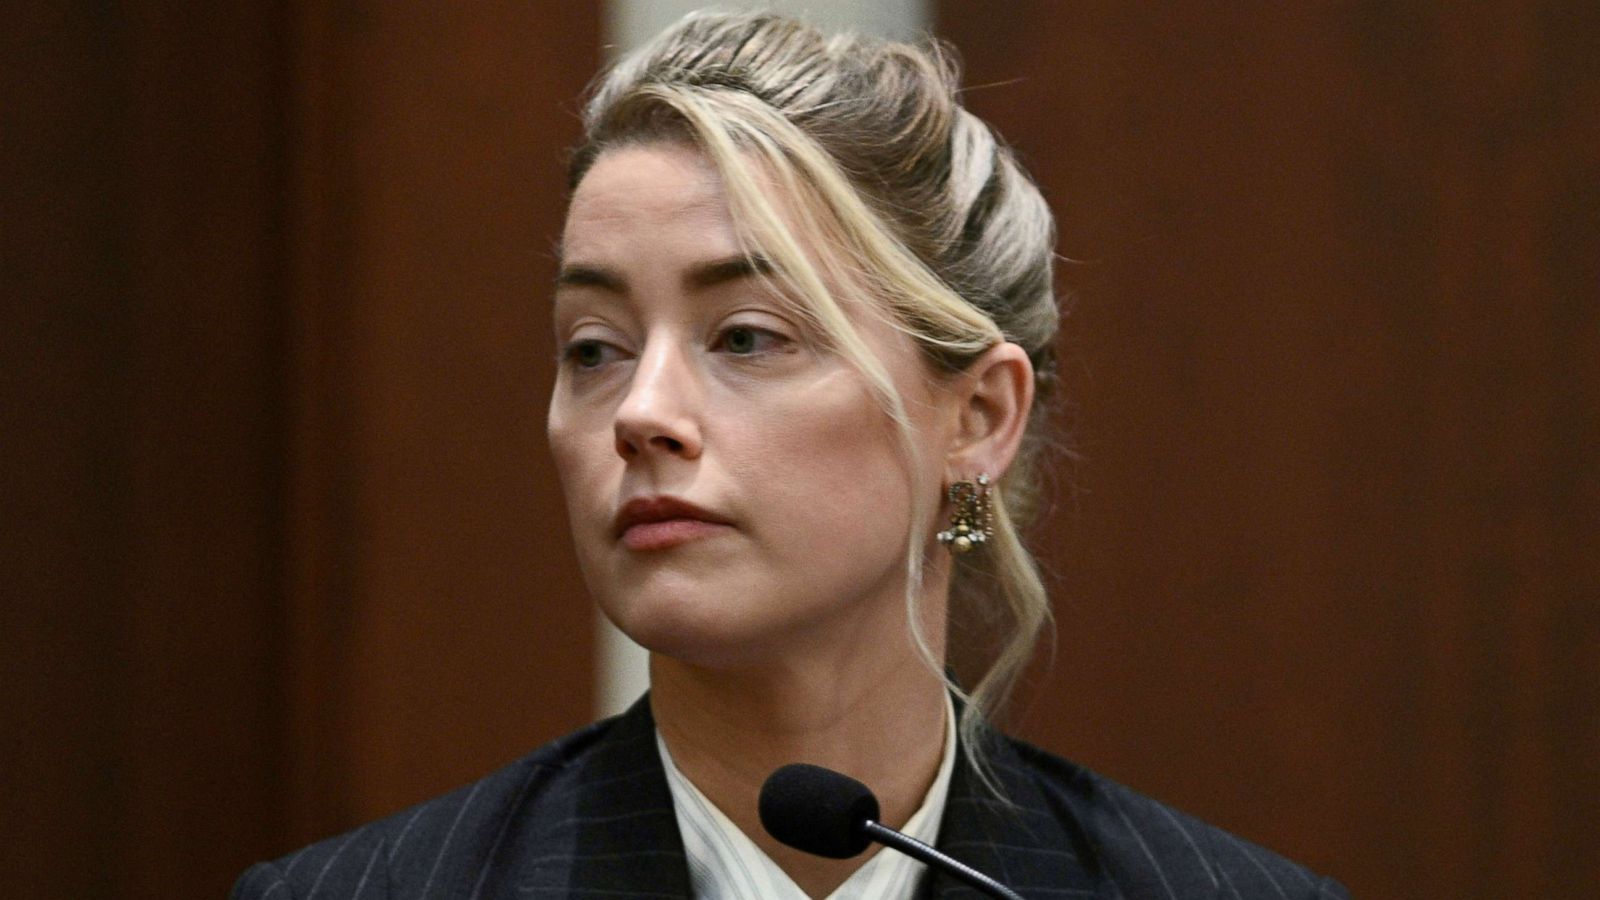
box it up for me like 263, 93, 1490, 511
714, 325, 786, 356
563, 339, 617, 369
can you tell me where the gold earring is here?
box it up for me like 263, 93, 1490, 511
936, 473, 993, 555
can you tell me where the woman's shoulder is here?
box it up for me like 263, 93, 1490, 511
231, 714, 634, 900
997, 734, 1350, 899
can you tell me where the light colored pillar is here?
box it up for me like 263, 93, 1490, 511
594, 0, 931, 719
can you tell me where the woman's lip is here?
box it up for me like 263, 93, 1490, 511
613, 496, 731, 536
620, 518, 731, 551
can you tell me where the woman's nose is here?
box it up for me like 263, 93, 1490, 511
613, 339, 703, 461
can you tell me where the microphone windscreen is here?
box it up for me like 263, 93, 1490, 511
759, 763, 880, 859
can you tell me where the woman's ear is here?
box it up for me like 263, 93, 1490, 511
946, 342, 1034, 478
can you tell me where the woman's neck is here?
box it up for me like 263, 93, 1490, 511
650, 649, 949, 898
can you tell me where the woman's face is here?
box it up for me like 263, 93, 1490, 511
548, 143, 955, 669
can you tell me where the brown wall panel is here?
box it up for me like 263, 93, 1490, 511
279, 0, 603, 851
5, 2, 601, 897
4, 10, 133, 898
116, 4, 291, 892
5, 3, 291, 897
940, 2, 1599, 897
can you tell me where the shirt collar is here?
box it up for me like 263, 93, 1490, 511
657, 690, 959, 900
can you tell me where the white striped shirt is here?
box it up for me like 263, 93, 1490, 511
656, 692, 958, 900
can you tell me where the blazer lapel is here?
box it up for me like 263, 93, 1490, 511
928, 729, 1105, 899
564, 696, 694, 897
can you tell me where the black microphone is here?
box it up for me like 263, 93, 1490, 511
759, 763, 1025, 900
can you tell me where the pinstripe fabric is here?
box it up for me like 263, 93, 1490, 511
232, 695, 1348, 899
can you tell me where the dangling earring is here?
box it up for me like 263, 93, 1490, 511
937, 473, 993, 555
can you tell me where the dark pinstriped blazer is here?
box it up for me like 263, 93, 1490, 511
232, 697, 1348, 899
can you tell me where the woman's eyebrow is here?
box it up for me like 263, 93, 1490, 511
554, 254, 772, 294
684, 254, 772, 289
554, 263, 623, 292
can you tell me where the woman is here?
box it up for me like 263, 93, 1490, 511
235, 12, 1346, 899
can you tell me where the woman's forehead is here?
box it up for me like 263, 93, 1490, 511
558, 141, 906, 344
566, 145, 726, 227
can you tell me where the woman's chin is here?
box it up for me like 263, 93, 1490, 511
602, 601, 794, 671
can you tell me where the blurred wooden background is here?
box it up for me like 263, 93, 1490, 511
4, 2, 1595, 897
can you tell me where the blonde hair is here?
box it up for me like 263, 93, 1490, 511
571, 11, 1061, 783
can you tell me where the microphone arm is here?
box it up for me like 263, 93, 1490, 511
859, 819, 1025, 900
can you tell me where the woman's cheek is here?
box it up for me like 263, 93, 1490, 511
775, 394, 907, 518
548, 410, 617, 536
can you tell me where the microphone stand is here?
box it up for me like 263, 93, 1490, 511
860, 820, 1025, 900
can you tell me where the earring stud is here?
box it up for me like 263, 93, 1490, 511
937, 473, 993, 555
